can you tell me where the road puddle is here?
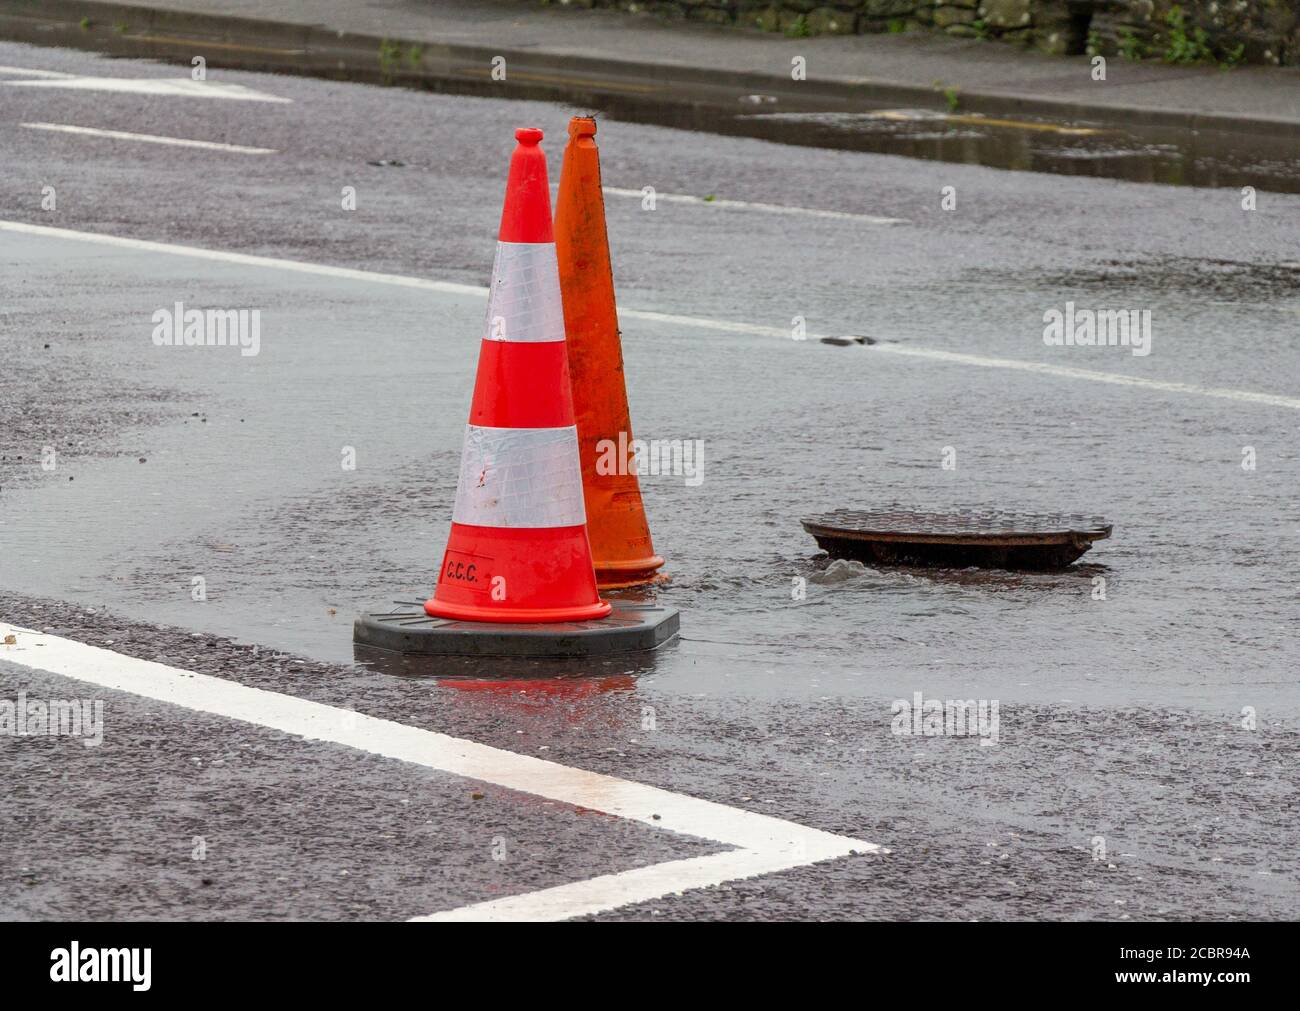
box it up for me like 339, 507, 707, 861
732, 108, 1300, 193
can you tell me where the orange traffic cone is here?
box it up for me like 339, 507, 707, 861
425, 127, 611, 624
554, 117, 667, 590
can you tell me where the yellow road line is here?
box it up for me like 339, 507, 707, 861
129, 34, 305, 57
456, 66, 658, 94
870, 109, 1104, 136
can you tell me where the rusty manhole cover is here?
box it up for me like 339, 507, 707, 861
801, 508, 1112, 571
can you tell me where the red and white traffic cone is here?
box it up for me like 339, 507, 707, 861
425, 127, 611, 624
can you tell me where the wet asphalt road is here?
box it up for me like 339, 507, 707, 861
1, 42, 1298, 920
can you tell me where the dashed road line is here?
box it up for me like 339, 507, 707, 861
0, 623, 878, 922
20, 122, 277, 154
2, 220, 1296, 411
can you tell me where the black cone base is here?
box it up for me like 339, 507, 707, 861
353, 598, 679, 657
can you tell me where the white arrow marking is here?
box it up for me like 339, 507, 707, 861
0, 623, 881, 922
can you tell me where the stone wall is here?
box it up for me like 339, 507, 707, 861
558, 1, 1299, 65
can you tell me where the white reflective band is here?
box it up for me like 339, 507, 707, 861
483, 242, 566, 343
452, 425, 587, 528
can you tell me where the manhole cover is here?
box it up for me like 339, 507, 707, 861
801, 508, 1112, 571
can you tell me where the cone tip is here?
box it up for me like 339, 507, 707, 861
568, 117, 597, 139
515, 127, 544, 146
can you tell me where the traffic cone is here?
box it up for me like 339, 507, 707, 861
425, 127, 611, 624
554, 117, 667, 590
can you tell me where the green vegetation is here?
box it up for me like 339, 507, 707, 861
1091, 11, 1242, 69
79, 16, 91, 30
1220, 42, 1246, 70
406, 43, 424, 69
971, 19, 991, 42
378, 38, 402, 81
887, 19, 908, 35
942, 85, 960, 113
1162, 5, 1213, 64
1118, 28, 1144, 61
785, 15, 811, 39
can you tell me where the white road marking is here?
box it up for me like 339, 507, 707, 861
2, 220, 1296, 412
1, 74, 290, 102
0, 624, 878, 922
617, 306, 791, 338
415, 849, 833, 922
601, 185, 906, 225
0, 220, 484, 296
870, 345, 1300, 412
0, 65, 75, 78
21, 122, 276, 155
